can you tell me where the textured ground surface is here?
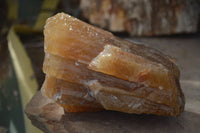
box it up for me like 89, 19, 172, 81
25, 35, 200, 133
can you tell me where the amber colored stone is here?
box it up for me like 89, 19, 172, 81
41, 75, 103, 112
89, 45, 175, 90
44, 13, 180, 79
87, 80, 179, 116
42, 13, 185, 116
43, 53, 177, 106
43, 52, 184, 116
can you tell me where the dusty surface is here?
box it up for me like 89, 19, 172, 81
25, 35, 200, 133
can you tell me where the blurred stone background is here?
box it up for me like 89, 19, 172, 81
81, 0, 200, 36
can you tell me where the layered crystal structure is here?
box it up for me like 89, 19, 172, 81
41, 13, 185, 116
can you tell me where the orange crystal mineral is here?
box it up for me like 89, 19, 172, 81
41, 13, 185, 116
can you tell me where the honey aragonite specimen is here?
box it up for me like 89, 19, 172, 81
42, 13, 185, 116
43, 53, 179, 109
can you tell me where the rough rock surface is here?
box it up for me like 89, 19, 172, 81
25, 36, 200, 133
80, 0, 200, 36
25, 89, 200, 133
42, 13, 184, 116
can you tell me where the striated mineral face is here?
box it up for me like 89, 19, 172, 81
41, 13, 185, 116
